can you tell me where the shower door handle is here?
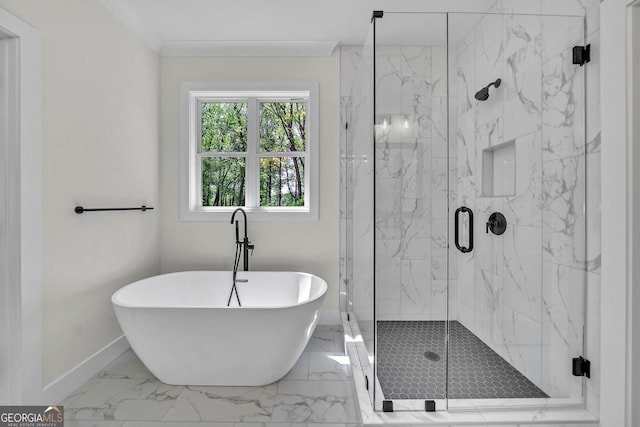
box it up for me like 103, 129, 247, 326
454, 206, 474, 253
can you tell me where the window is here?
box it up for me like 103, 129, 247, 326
181, 82, 319, 221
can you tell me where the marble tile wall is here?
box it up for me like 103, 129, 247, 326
375, 45, 449, 321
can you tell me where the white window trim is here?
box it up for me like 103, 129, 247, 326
180, 81, 319, 221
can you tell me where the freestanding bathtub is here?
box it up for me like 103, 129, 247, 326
112, 271, 327, 386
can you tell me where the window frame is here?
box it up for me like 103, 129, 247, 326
180, 82, 319, 221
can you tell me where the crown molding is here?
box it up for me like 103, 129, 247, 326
161, 40, 339, 57
99, 0, 338, 57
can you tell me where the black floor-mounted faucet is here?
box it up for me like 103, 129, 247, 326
230, 208, 254, 271
228, 208, 254, 307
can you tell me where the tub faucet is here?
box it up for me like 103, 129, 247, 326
230, 208, 254, 271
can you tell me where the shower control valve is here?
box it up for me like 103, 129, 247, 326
486, 212, 507, 235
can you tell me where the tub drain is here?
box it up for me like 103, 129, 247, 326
423, 351, 441, 361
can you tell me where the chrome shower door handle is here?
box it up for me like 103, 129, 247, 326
454, 206, 474, 253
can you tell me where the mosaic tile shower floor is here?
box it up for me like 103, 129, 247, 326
376, 321, 548, 400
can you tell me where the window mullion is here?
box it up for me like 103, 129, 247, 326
199, 152, 247, 158
245, 98, 258, 207
195, 100, 203, 209
195, 153, 203, 209
258, 151, 306, 157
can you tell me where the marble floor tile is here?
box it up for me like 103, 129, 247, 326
271, 380, 357, 423
98, 350, 155, 380
65, 421, 125, 427
66, 378, 183, 421
308, 353, 351, 380
264, 424, 348, 427
162, 384, 278, 422
304, 328, 345, 353
123, 424, 348, 427
316, 325, 344, 333
123, 423, 240, 427
62, 326, 353, 425
283, 353, 310, 380
122, 421, 225, 427
62, 377, 102, 407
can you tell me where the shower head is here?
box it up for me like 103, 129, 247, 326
474, 78, 501, 101
474, 87, 490, 101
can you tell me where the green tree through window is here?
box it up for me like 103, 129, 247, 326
259, 102, 306, 207
199, 99, 307, 208
200, 102, 247, 207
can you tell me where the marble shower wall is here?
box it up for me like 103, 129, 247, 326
374, 45, 449, 321
450, 1, 600, 403
340, 44, 449, 323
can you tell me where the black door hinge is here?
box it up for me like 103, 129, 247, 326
573, 44, 591, 66
572, 356, 591, 378
371, 10, 384, 23
365, 374, 369, 390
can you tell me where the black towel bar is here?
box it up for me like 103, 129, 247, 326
74, 205, 154, 214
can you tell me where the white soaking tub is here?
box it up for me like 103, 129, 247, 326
112, 271, 327, 386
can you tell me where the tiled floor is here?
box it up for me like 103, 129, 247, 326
377, 321, 548, 399
63, 326, 358, 427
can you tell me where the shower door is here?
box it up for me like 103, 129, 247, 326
368, 10, 589, 411
447, 12, 588, 406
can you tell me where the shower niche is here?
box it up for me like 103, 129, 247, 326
482, 140, 515, 197
341, 9, 589, 413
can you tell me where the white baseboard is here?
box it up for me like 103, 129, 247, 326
41, 335, 130, 404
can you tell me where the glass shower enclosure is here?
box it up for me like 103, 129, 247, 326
341, 10, 588, 411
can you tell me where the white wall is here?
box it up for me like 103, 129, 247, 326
160, 54, 341, 323
0, 0, 161, 385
